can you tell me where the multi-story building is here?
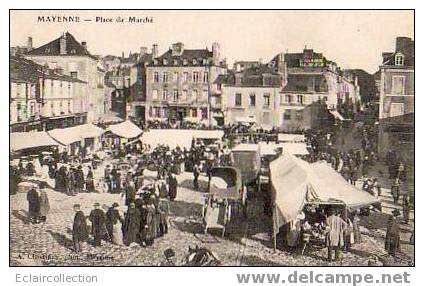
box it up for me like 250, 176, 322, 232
25, 32, 105, 123
10, 56, 87, 132
218, 65, 283, 127
269, 48, 360, 131
144, 42, 227, 124
377, 36, 414, 163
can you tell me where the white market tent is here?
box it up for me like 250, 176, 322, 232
235, 116, 256, 124
270, 154, 380, 249
48, 124, 105, 145
281, 142, 309, 155
277, 133, 305, 143
141, 129, 224, 149
10, 131, 61, 152
107, 120, 143, 139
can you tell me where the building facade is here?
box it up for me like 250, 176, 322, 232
25, 32, 105, 123
10, 56, 87, 132
144, 42, 227, 124
377, 37, 414, 163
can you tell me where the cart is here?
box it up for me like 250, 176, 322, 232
203, 167, 242, 237
231, 144, 261, 191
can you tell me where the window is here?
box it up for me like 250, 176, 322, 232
192, 89, 198, 100
173, 72, 179, 82
217, 84, 222, 91
70, 72, 78, 79
152, 89, 158, 100
285, 94, 292, 104
154, 72, 159, 83
395, 53, 404, 66
263, 94, 270, 108
235, 93, 242, 106
182, 90, 188, 101
163, 59, 168, 65
297, 95, 304, 104
249, 94, 256, 106
203, 72, 209, 83
296, 110, 303, 121
392, 76, 405, 95
193, 72, 199, 83
173, 89, 179, 101
192, 108, 198, 118
183, 59, 188, 65
173, 59, 178, 65
16, 83, 21, 97
162, 89, 168, 100
163, 72, 169, 83
67, 101, 71, 113
183, 72, 189, 83
283, 110, 291, 120
323, 96, 328, 102
390, 103, 404, 117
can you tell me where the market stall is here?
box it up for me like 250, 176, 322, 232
270, 154, 380, 251
10, 131, 61, 154
106, 120, 143, 147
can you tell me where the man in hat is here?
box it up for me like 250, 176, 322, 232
86, 166, 95, 193
385, 209, 401, 257
157, 195, 170, 237
72, 204, 88, 252
402, 193, 411, 224
106, 203, 123, 244
193, 164, 200, 191
325, 209, 348, 262
391, 178, 401, 204
27, 187, 40, 224
122, 202, 141, 246
168, 173, 178, 201
89, 202, 106, 247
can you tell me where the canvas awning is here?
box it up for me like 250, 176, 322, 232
10, 131, 61, 152
277, 133, 305, 142
271, 155, 380, 233
235, 116, 256, 124
107, 120, 143, 139
141, 129, 224, 149
48, 124, 105, 145
281, 142, 309, 155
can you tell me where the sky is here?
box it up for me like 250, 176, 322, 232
10, 10, 414, 73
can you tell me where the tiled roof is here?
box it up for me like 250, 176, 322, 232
282, 73, 328, 93
220, 65, 282, 87
382, 37, 414, 67
150, 49, 213, 66
26, 32, 97, 60
10, 56, 86, 84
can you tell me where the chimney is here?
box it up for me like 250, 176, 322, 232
81, 41, 87, 50
277, 52, 287, 87
121, 51, 125, 59
171, 42, 184, 56
139, 47, 148, 56
396, 36, 412, 53
152, 44, 158, 59
212, 42, 220, 64
59, 33, 67, 55
27, 36, 33, 50
235, 73, 243, 86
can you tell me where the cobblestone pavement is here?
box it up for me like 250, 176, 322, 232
10, 159, 414, 266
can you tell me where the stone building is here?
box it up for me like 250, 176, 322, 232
10, 56, 87, 132
25, 32, 105, 123
144, 42, 227, 125
377, 36, 414, 163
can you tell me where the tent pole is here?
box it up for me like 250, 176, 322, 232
273, 205, 277, 252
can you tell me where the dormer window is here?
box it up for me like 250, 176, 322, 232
173, 59, 178, 65
45, 48, 50, 53
153, 59, 158, 65
395, 53, 404, 66
71, 49, 76, 54
183, 59, 188, 65
202, 59, 207, 65
163, 59, 168, 65
192, 59, 197, 65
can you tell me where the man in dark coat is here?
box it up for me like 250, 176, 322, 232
89, 202, 106, 247
168, 174, 178, 201
27, 188, 40, 224
86, 166, 95, 193
72, 204, 88, 252
193, 164, 200, 191
385, 209, 401, 257
123, 202, 141, 246
106, 203, 123, 244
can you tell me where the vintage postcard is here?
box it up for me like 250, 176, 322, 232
9, 10, 414, 267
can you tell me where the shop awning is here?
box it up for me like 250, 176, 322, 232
277, 133, 305, 143
10, 131, 61, 152
47, 124, 105, 145
281, 142, 309, 155
271, 155, 380, 232
107, 120, 143, 139
235, 116, 256, 124
140, 129, 224, 149
329, 110, 345, 121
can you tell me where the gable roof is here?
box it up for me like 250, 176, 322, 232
219, 65, 282, 87
10, 56, 86, 84
27, 32, 97, 60
150, 48, 213, 67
